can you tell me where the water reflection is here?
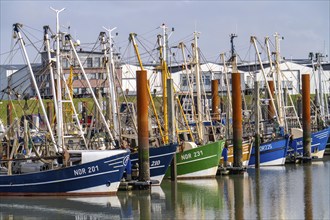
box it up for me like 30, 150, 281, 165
0, 157, 329, 219
162, 179, 223, 219
255, 169, 262, 220
0, 196, 122, 219
304, 163, 313, 220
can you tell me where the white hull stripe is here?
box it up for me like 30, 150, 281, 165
69, 182, 120, 193
150, 165, 165, 170
0, 170, 120, 187
108, 161, 123, 166
177, 154, 217, 166
315, 132, 328, 138
250, 157, 285, 167
130, 151, 175, 162
178, 166, 218, 178
149, 152, 176, 159
104, 156, 126, 164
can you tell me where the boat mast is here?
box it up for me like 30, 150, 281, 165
274, 33, 285, 128
13, 23, 58, 152
102, 27, 121, 144
51, 7, 65, 150
250, 36, 280, 125
193, 31, 204, 143
220, 53, 232, 140
66, 34, 117, 147
160, 24, 169, 144
43, 25, 58, 124
265, 36, 274, 79
317, 53, 325, 120
129, 33, 165, 144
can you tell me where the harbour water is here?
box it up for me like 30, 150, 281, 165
0, 156, 329, 220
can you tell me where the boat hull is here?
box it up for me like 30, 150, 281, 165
287, 127, 330, 161
0, 150, 130, 196
129, 143, 177, 184
165, 140, 224, 179
219, 142, 252, 167
249, 137, 289, 166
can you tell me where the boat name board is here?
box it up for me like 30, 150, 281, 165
260, 144, 272, 152
181, 150, 204, 161
74, 165, 99, 176
151, 160, 161, 167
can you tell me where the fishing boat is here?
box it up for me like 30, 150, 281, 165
0, 12, 129, 195
249, 136, 289, 166
0, 150, 129, 195
286, 127, 330, 161
164, 32, 224, 179
219, 141, 252, 167
165, 140, 224, 179
129, 143, 177, 184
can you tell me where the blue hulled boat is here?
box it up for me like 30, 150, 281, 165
0, 150, 129, 196
249, 136, 289, 166
287, 127, 330, 161
129, 143, 177, 184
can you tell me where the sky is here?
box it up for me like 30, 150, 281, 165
0, 0, 329, 65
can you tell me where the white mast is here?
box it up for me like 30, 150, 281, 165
265, 36, 274, 79
51, 7, 65, 150
251, 36, 280, 125
317, 54, 325, 118
13, 23, 59, 152
274, 33, 285, 128
43, 25, 58, 122
66, 34, 117, 147
193, 31, 203, 143
102, 27, 120, 143
160, 24, 167, 63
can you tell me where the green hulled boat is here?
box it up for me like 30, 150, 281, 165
165, 140, 224, 179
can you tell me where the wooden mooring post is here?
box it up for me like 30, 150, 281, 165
137, 70, 151, 186
302, 73, 312, 162
254, 81, 260, 168
231, 60, 244, 173
212, 79, 220, 121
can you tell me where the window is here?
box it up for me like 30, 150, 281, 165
181, 76, 187, 86
94, 57, 100, 67
81, 88, 87, 95
203, 75, 211, 86
87, 58, 93, 68
62, 58, 69, 68
89, 73, 96, 80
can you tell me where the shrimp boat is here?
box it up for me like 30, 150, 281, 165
286, 127, 330, 162
0, 12, 128, 195
219, 141, 252, 168
249, 136, 290, 166
0, 150, 129, 195
129, 143, 177, 184
164, 32, 224, 179
165, 140, 224, 179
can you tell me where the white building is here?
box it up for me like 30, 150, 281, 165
241, 60, 330, 95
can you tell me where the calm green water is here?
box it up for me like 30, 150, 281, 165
0, 156, 329, 220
